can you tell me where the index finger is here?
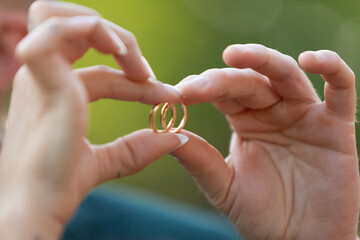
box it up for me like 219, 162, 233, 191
29, 1, 153, 82
223, 44, 320, 102
176, 68, 280, 110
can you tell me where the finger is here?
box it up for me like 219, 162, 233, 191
92, 129, 189, 184
106, 19, 154, 82
30, 1, 153, 82
223, 44, 319, 102
28, 0, 100, 30
28, 1, 126, 59
170, 130, 233, 209
299, 50, 356, 120
176, 68, 280, 111
74, 66, 181, 104
16, 16, 126, 91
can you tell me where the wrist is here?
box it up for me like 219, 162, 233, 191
0, 190, 64, 239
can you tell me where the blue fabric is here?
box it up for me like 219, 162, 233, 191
62, 186, 242, 240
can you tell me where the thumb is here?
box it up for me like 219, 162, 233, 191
92, 129, 188, 184
170, 130, 233, 209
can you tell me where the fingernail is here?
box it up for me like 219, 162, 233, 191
141, 56, 157, 79
312, 51, 326, 62
108, 30, 128, 56
164, 84, 183, 97
170, 134, 189, 152
176, 76, 208, 89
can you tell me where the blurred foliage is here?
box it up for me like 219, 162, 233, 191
67, 0, 360, 208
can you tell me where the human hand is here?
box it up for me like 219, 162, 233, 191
0, 2, 187, 239
172, 44, 359, 240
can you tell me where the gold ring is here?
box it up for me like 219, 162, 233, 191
149, 102, 187, 133
149, 103, 176, 133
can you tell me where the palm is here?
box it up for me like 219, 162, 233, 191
224, 99, 358, 239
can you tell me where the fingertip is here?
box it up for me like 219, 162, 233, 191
298, 51, 313, 61
222, 44, 241, 66
170, 133, 189, 152
298, 51, 318, 73
299, 50, 340, 75
144, 131, 189, 155
175, 75, 210, 105
108, 29, 128, 56
222, 44, 234, 61
176, 76, 209, 90
162, 84, 183, 103
222, 44, 260, 68
128, 129, 186, 153
96, 129, 190, 181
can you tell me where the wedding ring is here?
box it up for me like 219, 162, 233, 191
149, 102, 187, 133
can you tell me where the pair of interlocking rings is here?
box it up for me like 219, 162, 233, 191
149, 103, 187, 133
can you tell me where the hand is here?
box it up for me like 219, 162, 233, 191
0, 2, 187, 239
172, 44, 359, 240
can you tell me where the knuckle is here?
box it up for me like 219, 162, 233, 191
249, 43, 267, 52
321, 50, 356, 83
90, 15, 101, 24
184, 74, 198, 80
120, 137, 139, 172
318, 50, 343, 66
202, 68, 222, 77
322, 49, 339, 58
16, 20, 64, 63
248, 44, 270, 59
284, 55, 298, 67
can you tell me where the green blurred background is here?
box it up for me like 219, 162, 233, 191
67, 0, 360, 209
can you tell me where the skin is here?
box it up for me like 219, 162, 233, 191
0, 5, 28, 89
0, 1, 187, 239
0, 1, 358, 240
172, 44, 360, 240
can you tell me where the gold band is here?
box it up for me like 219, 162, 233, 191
149, 102, 187, 133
